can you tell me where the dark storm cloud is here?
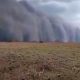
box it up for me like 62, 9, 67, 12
0, 0, 80, 42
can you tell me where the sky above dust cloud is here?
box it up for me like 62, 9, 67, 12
18, 0, 80, 24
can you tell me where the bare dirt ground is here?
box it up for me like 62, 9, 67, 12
0, 42, 80, 80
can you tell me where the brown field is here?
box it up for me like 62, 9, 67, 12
0, 42, 80, 80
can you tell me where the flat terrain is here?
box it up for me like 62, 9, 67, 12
0, 42, 80, 80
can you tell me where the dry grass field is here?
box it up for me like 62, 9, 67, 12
0, 42, 80, 80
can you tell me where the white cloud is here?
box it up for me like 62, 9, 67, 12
18, 0, 80, 23
29, 0, 80, 22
